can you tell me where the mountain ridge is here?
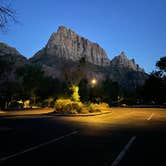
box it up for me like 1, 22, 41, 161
0, 26, 148, 90
33, 26, 110, 67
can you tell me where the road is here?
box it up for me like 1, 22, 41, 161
0, 107, 166, 166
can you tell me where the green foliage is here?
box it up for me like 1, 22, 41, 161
54, 99, 83, 114
88, 103, 109, 113
71, 85, 80, 102
54, 99, 109, 114
88, 107, 100, 113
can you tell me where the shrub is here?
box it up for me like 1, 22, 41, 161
88, 103, 101, 113
80, 108, 89, 114
54, 99, 110, 114
54, 99, 83, 114
88, 102, 109, 113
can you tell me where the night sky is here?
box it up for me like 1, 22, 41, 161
1, 0, 166, 73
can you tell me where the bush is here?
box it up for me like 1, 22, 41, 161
7, 101, 23, 110
80, 108, 89, 114
88, 103, 101, 113
88, 102, 109, 113
54, 99, 110, 114
54, 99, 83, 114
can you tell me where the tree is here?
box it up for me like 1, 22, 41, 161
140, 56, 166, 104
0, 1, 17, 30
79, 79, 90, 102
156, 56, 166, 77
16, 64, 45, 105
71, 85, 80, 101
0, 80, 23, 109
61, 58, 87, 101
100, 78, 120, 104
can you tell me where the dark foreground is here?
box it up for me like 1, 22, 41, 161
0, 108, 166, 166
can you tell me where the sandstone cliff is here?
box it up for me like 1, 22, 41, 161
32, 26, 110, 66
110, 52, 144, 72
0, 26, 148, 90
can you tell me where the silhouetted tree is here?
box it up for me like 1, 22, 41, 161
0, 1, 17, 30
16, 64, 45, 105
140, 56, 166, 104
79, 79, 90, 102
100, 78, 120, 104
156, 56, 166, 73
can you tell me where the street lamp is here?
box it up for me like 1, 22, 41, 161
91, 79, 96, 85
91, 78, 97, 87
90, 78, 97, 102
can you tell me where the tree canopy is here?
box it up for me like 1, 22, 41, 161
156, 56, 166, 75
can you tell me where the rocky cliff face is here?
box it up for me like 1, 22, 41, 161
33, 26, 110, 66
30, 26, 148, 89
0, 26, 148, 90
110, 52, 144, 72
108, 52, 147, 89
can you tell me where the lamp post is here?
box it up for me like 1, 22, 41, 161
90, 78, 97, 102
91, 79, 97, 87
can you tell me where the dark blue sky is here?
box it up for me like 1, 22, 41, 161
1, 0, 166, 73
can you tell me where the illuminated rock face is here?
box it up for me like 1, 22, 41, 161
33, 26, 110, 66
0, 27, 147, 90
30, 26, 148, 89
32, 26, 144, 73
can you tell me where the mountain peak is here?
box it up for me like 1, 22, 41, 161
34, 26, 110, 66
117, 51, 128, 60
110, 52, 144, 72
0, 42, 24, 58
119, 51, 126, 57
57, 26, 69, 33
0, 42, 27, 68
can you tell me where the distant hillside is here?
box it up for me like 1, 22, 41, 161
0, 42, 27, 83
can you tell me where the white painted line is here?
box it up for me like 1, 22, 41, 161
0, 130, 78, 162
147, 113, 154, 120
111, 136, 136, 166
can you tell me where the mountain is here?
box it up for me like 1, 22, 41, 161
0, 42, 27, 66
0, 26, 148, 90
0, 42, 27, 82
32, 26, 110, 66
110, 52, 144, 72
30, 26, 147, 89
108, 52, 147, 89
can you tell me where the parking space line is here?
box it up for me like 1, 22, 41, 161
111, 136, 136, 166
147, 113, 154, 120
0, 130, 78, 162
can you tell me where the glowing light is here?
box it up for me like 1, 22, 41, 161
91, 79, 97, 85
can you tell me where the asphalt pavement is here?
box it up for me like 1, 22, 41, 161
0, 107, 166, 166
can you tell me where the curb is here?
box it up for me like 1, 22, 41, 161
0, 110, 111, 117
47, 111, 111, 117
